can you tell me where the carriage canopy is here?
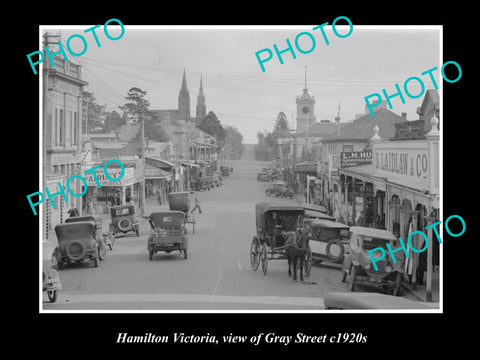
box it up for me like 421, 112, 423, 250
255, 201, 305, 233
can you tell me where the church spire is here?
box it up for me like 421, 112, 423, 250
178, 68, 191, 121
196, 74, 206, 125
179, 68, 189, 97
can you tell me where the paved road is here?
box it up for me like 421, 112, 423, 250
42, 158, 422, 311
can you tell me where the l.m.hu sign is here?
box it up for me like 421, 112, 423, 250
340, 150, 372, 168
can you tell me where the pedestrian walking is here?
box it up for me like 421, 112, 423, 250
191, 193, 202, 214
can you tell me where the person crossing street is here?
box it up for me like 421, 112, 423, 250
191, 193, 202, 214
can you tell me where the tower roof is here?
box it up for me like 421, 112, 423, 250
179, 68, 189, 97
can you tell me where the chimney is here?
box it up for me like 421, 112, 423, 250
401, 112, 407, 120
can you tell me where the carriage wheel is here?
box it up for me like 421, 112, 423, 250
250, 237, 261, 271
303, 248, 312, 278
261, 244, 268, 275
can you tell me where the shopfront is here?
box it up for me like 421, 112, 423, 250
81, 165, 141, 214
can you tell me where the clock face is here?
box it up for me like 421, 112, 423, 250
302, 106, 310, 114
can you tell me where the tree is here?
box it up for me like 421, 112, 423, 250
197, 111, 226, 146
224, 126, 245, 159
104, 110, 124, 131
119, 87, 169, 142
83, 91, 106, 133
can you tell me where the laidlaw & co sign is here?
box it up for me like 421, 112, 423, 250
372, 140, 438, 193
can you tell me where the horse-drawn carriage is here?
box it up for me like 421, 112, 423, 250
250, 201, 312, 280
168, 191, 196, 234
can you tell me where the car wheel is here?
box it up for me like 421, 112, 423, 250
184, 248, 188, 260
118, 218, 132, 232
341, 268, 347, 282
326, 240, 345, 262
393, 272, 402, 296
65, 241, 87, 261
135, 227, 140, 237
93, 251, 99, 267
47, 290, 57, 303
57, 261, 63, 270
98, 243, 107, 261
149, 250, 154, 261
349, 266, 356, 291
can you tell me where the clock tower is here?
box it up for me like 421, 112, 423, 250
296, 68, 316, 132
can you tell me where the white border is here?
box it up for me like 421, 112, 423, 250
39, 24, 443, 314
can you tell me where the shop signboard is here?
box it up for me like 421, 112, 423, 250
84, 166, 134, 187
373, 141, 431, 191
340, 150, 372, 168
293, 162, 317, 173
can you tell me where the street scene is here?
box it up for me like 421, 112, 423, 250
39, 25, 441, 311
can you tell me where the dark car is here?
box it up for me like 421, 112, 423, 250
109, 205, 140, 238
265, 181, 287, 197
147, 211, 189, 260
65, 215, 108, 259
54, 222, 100, 269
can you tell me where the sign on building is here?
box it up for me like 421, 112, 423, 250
340, 150, 373, 168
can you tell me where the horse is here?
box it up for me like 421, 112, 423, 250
285, 230, 309, 281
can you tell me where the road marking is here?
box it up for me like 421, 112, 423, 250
43, 292, 324, 308
209, 269, 222, 302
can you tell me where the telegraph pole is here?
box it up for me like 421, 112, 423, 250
140, 98, 146, 217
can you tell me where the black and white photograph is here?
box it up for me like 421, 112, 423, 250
19, 7, 473, 353
37, 23, 443, 313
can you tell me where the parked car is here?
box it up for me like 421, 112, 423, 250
147, 211, 189, 260
109, 205, 140, 238
257, 172, 269, 182
265, 181, 288, 197
323, 292, 430, 310
207, 175, 221, 187
220, 165, 231, 177
43, 240, 61, 303
65, 215, 108, 259
279, 187, 294, 199
302, 218, 350, 264
54, 221, 100, 269
341, 226, 404, 296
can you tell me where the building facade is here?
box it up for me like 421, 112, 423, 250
43, 54, 88, 243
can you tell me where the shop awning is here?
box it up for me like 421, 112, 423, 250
145, 156, 175, 169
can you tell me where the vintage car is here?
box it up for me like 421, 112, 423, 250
257, 172, 269, 182
193, 177, 212, 191
147, 211, 189, 260
54, 221, 100, 268
109, 205, 140, 238
323, 292, 430, 310
279, 187, 294, 199
302, 218, 350, 264
341, 226, 404, 296
211, 174, 222, 187
265, 181, 288, 197
43, 240, 61, 303
220, 165, 231, 177
65, 215, 109, 259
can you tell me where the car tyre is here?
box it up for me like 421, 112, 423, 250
349, 266, 356, 291
393, 272, 402, 296
47, 290, 57, 303
65, 240, 87, 261
326, 240, 345, 262
149, 250, 154, 261
184, 248, 188, 259
93, 251, 99, 267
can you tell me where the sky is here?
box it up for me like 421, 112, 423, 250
44, 24, 441, 144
